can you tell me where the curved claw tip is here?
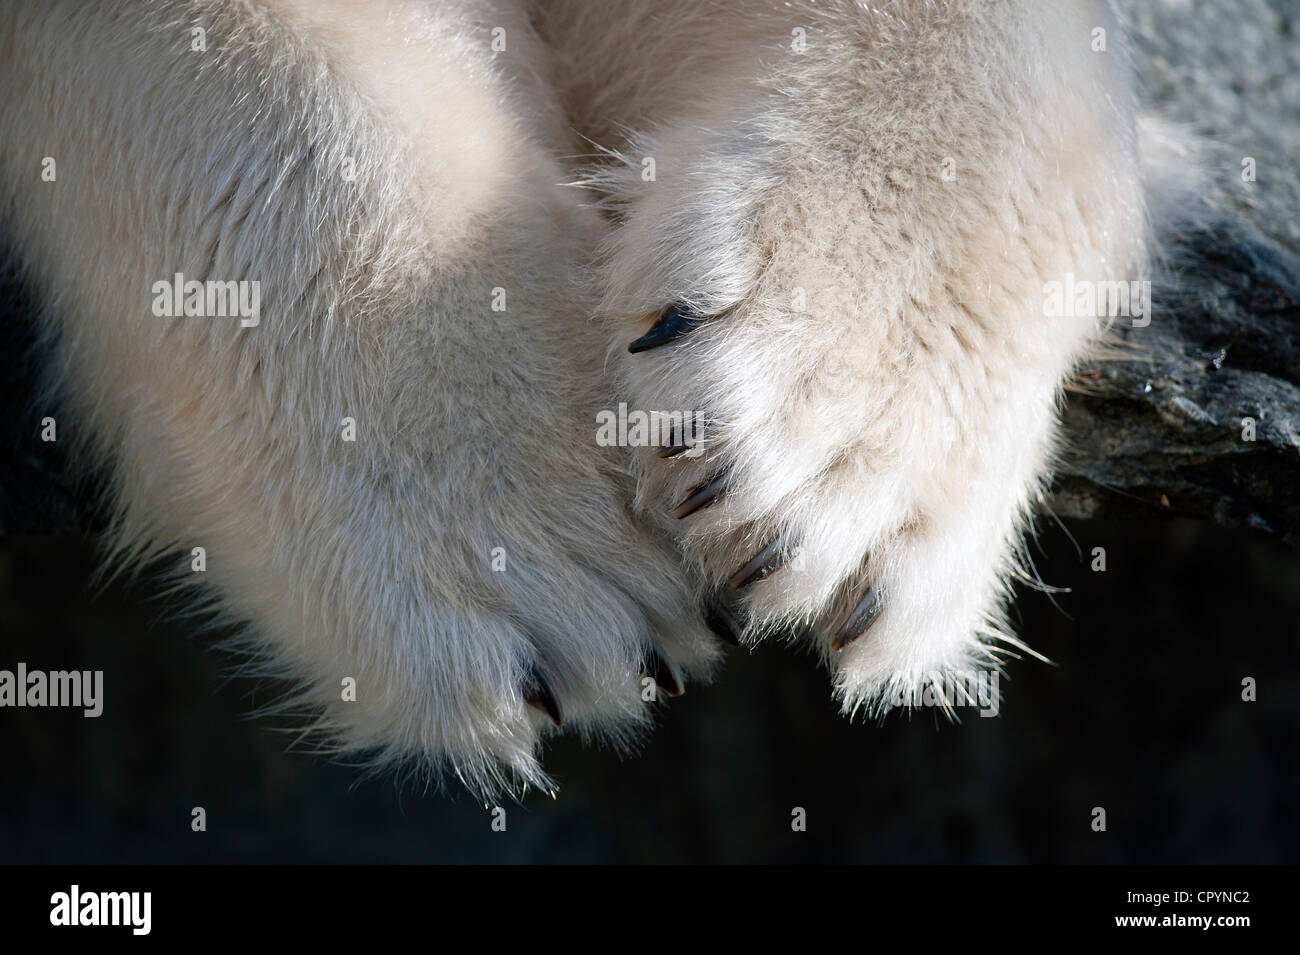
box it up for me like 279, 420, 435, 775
672, 472, 728, 519
645, 646, 684, 697
704, 599, 742, 646
832, 587, 882, 651
728, 538, 785, 589
628, 303, 703, 353
524, 670, 563, 726
658, 416, 707, 458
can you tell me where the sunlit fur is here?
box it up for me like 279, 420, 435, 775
2, 0, 1158, 794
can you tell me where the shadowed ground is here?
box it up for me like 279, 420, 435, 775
0, 516, 1296, 864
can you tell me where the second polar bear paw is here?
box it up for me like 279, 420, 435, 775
590, 2, 1148, 721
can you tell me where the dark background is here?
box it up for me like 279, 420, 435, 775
0, 514, 1295, 864
2, 0, 1297, 865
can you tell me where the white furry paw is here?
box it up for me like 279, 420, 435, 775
614, 292, 1058, 718
592, 0, 1148, 719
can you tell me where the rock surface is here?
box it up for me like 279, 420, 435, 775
1052, 0, 1300, 545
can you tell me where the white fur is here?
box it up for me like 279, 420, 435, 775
549, 0, 1148, 713
1, 0, 1153, 793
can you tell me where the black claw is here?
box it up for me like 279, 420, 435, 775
704, 599, 742, 646
657, 422, 688, 458
523, 669, 563, 726
628, 304, 703, 353
728, 538, 786, 589
672, 472, 728, 519
658, 415, 707, 458
832, 587, 882, 651
645, 646, 684, 697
